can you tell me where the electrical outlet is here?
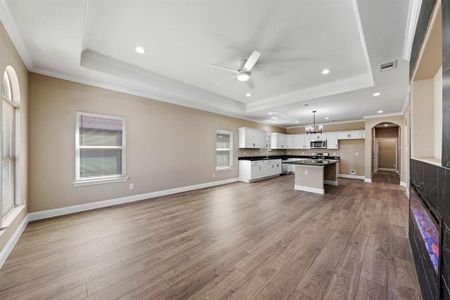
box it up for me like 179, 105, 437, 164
304, 170, 308, 175
212, 173, 216, 178
129, 183, 134, 190
355, 152, 359, 156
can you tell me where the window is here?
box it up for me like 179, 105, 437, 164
75, 112, 126, 186
1, 67, 19, 217
216, 130, 233, 170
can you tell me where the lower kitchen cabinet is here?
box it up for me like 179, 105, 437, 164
239, 159, 281, 182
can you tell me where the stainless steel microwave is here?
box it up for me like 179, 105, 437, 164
310, 140, 327, 149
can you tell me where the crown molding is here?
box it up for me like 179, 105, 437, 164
363, 112, 404, 119
403, 0, 423, 61
0, 0, 33, 70
286, 118, 365, 129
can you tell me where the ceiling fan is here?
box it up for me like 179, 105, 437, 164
211, 50, 260, 89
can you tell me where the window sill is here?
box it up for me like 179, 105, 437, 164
216, 166, 233, 171
1, 205, 26, 230
73, 176, 128, 187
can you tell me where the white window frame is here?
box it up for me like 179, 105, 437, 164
74, 112, 127, 187
216, 129, 233, 171
1, 67, 21, 220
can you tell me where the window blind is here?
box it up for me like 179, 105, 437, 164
216, 130, 233, 169
78, 114, 124, 179
1, 100, 15, 216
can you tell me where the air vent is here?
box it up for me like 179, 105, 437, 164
379, 60, 398, 72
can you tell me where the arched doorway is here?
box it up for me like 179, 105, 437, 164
371, 122, 400, 184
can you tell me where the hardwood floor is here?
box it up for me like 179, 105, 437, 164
0, 175, 421, 299
372, 171, 400, 185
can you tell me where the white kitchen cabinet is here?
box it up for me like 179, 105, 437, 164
239, 127, 267, 148
271, 133, 287, 149
239, 159, 281, 182
326, 132, 339, 149
286, 135, 296, 149
293, 134, 304, 149
337, 130, 365, 140
303, 134, 311, 149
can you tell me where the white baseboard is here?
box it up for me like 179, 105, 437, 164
324, 180, 338, 186
0, 177, 238, 269
364, 178, 372, 183
294, 185, 324, 195
0, 214, 29, 269
29, 177, 239, 222
338, 174, 365, 180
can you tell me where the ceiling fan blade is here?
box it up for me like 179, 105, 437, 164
242, 50, 261, 72
210, 64, 239, 74
215, 75, 236, 86
246, 79, 255, 89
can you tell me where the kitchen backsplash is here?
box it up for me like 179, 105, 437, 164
286, 149, 340, 156
237, 149, 287, 157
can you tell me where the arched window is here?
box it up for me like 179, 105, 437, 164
1, 66, 19, 217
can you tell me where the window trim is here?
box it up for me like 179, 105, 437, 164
215, 129, 233, 171
74, 112, 127, 187
0, 66, 20, 221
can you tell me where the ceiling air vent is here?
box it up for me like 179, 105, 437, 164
379, 60, 398, 72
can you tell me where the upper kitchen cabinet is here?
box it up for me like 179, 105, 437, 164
286, 134, 296, 149
238, 127, 267, 148
337, 130, 365, 140
410, 5, 442, 166
326, 132, 339, 149
271, 133, 287, 149
293, 134, 310, 149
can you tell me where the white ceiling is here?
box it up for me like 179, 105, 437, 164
1, 0, 413, 127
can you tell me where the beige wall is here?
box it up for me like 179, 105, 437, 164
378, 139, 397, 169
433, 67, 443, 160
375, 127, 399, 138
411, 78, 435, 159
365, 115, 406, 181
0, 22, 29, 252
28, 74, 285, 212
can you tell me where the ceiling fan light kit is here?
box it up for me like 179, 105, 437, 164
237, 73, 250, 82
211, 50, 260, 88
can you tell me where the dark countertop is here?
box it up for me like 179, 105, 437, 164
238, 155, 340, 161
282, 159, 339, 166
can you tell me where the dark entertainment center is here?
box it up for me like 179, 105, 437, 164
408, 0, 450, 298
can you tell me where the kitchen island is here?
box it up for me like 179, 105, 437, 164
283, 159, 339, 194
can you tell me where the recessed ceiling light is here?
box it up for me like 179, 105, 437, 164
135, 46, 145, 54
325, 117, 329, 120
377, 110, 384, 114
245, 93, 251, 97
295, 121, 300, 124
373, 92, 381, 97
271, 116, 278, 120
321, 69, 330, 75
